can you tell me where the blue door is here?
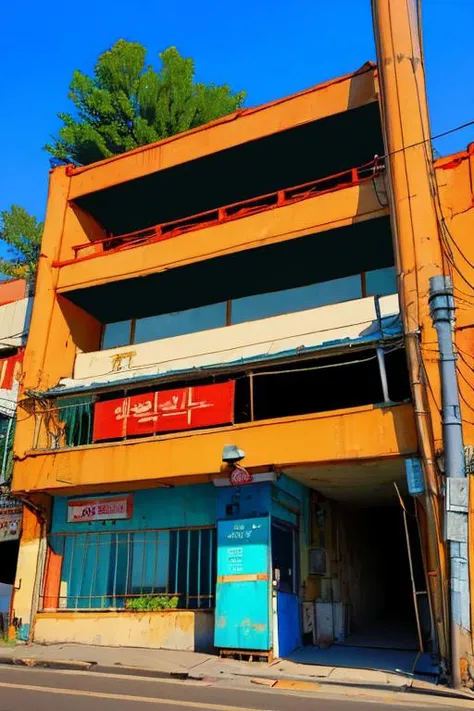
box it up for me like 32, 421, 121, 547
214, 517, 271, 651
277, 592, 301, 657
272, 520, 301, 657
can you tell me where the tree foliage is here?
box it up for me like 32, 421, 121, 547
0, 206, 43, 288
46, 41, 246, 165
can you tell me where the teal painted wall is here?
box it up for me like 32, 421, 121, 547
50, 484, 217, 534
49, 485, 217, 610
272, 475, 310, 546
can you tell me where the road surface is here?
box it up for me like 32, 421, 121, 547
0, 664, 463, 710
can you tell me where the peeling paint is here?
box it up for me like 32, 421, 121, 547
34, 611, 214, 652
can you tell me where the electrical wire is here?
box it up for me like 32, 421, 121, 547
251, 353, 378, 377
378, 118, 474, 162
455, 371, 474, 424
371, 175, 389, 208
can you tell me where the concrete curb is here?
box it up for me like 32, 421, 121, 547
406, 684, 474, 702
96, 664, 192, 680
0, 656, 472, 702
0, 656, 95, 671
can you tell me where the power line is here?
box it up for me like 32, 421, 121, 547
379, 118, 474, 163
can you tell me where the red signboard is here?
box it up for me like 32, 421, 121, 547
93, 381, 235, 442
0, 351, 23, 391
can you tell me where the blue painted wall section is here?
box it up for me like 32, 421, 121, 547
51, 484, 216, 533
215, 482, 271, 521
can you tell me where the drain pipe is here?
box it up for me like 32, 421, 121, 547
429, 275, 471, 688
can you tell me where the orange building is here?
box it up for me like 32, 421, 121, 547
8, 0, 474, 687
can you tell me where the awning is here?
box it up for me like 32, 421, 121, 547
46, 295, 402, 398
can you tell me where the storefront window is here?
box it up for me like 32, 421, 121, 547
41, 527, 216, 611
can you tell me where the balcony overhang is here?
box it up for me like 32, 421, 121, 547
57, 183, 389, 295
284, 458, 408, 505
66, 63, 377, 201
11, 402, 417, 495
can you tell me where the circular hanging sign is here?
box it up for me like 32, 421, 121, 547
229, 466, 253, 486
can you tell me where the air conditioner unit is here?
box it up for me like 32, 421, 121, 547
308, 547, 326, 575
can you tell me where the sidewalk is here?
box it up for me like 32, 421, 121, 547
1, 641, 472, 702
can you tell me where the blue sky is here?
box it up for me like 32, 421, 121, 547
0, 0, 473, 221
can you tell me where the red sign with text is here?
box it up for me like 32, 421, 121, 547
0, 351, 23, 390
93, 381, 235, 442
229, 466, 253, 486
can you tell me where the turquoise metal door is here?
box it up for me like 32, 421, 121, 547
214, 517, 271, 651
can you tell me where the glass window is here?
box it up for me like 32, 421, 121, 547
134, 302, 227, 344
231, 274, 362, 325
130, 531, 170, 594
365, 266, 397, 297
102, 320, 132, 349
45, 528, 216, 611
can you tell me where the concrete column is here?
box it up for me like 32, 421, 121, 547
10, 505, 45, 641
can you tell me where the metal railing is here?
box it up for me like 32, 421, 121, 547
40, 527, 216, 612
53, 159, 385, 266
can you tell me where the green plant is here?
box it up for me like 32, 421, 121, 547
0, 205, 43, 290
46, 41, 246, 166
125, 595, 179, 611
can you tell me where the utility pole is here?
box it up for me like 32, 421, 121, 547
371, 0, 449, 668
429, 276, 471, 688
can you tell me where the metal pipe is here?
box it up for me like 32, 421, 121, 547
249, 372, 255, 422
376, 347, 390, 403
429, 277, 465, 480
395, 483, 424, 653
429, 275, 471, 689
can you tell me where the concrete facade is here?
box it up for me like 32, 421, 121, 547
6, 0, 474, 686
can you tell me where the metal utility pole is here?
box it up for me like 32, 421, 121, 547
429, 275, 471, 688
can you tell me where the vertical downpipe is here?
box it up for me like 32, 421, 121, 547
429, 275, 471, 688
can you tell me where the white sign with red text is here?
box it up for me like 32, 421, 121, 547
67, 495, 133, 523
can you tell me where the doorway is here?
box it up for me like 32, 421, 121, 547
283, 461, 438, 676
272, 519, 301, 657
336, 501, 428, 652
0, 540, 19, 637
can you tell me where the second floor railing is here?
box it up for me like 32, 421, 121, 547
54, 158, 385, 267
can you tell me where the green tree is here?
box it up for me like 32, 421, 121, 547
46, 41, 246, 166
0, 205, 43, 289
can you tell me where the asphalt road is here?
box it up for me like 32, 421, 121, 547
0, 665, 463, 711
